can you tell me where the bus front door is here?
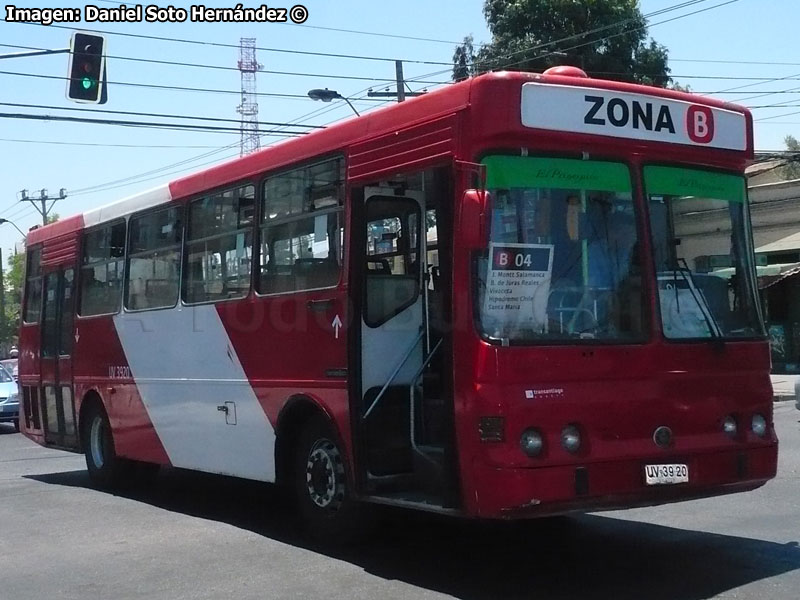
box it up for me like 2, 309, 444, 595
40, 268, 77, 448
359, 187, 428, 482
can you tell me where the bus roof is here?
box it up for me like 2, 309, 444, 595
26, 70, 752, 246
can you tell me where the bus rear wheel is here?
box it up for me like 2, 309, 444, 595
294, 415, 362, 542
82, 403, 127, 489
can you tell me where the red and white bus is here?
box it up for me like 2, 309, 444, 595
19, 67, 778, 534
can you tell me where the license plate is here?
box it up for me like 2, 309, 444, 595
644, 464, 688, 485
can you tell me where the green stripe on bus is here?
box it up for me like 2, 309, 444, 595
644, 166, 746, 203
482, 156, 632, 193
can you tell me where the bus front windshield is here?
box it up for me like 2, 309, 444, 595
646, 165, 762, 339
476, 156, 644, 343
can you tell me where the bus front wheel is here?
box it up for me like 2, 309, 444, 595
82, 403, 127, 489
294, 415, 362, 541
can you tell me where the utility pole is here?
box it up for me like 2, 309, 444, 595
395, 60, 406, 102
20, 188, 65, 225
367, 60, 427, 102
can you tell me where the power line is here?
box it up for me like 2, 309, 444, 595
0, 137, 225, 149
14, 22, 454, 66
477, 0, 720, 72
70, 151, 242, 197
287, 23, 462, 46
0, 69, 384, 101
67, 86, 389, 198
592, 73, 800, 82
0, 112, 310, 136
498, 0, 741, 72
673, 58, 800, 67
404, 0, 739, 87
68, 143, 241, 195
0, 43, 450, 85
0, 102, 325, 130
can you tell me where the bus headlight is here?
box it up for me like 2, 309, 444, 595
561, 425, 581, 454
722, 415, 737, 437
751, 414, 767, 437
520, 428, 544, 457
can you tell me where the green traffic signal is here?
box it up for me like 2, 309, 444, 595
67, 32, 105, 103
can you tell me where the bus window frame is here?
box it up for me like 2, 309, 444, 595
180, 182, 257, 307
123, 203, 185, 314
76, 218, 127, 320
254, 154, 346, 299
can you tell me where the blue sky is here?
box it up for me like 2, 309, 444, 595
0, 0, 796, 259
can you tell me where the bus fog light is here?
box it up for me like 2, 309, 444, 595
751, 414, 767, 437
520, 428, 544, 457
722, 415, 737, 437
561, 425, 581, 454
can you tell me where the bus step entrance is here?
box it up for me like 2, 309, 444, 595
363, 384, 446, 501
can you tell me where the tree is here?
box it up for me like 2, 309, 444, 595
453, 0, 671, 86
1, 252, 24, 353
0, 214, 57, 351
781, 135, 800, 180
453, 35, 476, 82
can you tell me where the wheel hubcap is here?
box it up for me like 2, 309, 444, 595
89, 416, 105, 469
306, 438, 345, 509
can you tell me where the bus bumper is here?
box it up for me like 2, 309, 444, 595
470, 444, 778, 519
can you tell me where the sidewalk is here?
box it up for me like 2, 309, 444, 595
771, 374, 800, 401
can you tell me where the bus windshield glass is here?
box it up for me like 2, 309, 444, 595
645, 165, 763, 339
476, 155, 644, 343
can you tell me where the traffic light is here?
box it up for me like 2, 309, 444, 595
66, 32, 106, 104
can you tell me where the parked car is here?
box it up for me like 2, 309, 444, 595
1, 358, 18, 381
0, 364, 19, 431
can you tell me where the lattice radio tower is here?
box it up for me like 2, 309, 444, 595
237, 38, 263, 156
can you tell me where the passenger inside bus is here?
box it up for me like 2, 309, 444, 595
481, 185, 641, 340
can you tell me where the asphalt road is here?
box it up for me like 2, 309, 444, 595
1, 403, 799, 600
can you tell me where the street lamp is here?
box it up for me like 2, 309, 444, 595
0, 219, 26, 239
307, 88, 360, 117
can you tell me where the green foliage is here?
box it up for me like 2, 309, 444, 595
1, 251, 23, 350
669, 81, 692, 93
781, 135, 800, 180
453, 35, 476, 82
453, 0, 671, 86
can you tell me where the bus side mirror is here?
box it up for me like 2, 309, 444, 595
460, 190, 490, 249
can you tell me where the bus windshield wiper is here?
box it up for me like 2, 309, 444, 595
673, 257, 722, 339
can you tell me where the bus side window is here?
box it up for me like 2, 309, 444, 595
79, 221, 126, 317
125, 206, 183, 311
183, 185, 254, 304
259, 157, 344, 295
23, 245, 43, 323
